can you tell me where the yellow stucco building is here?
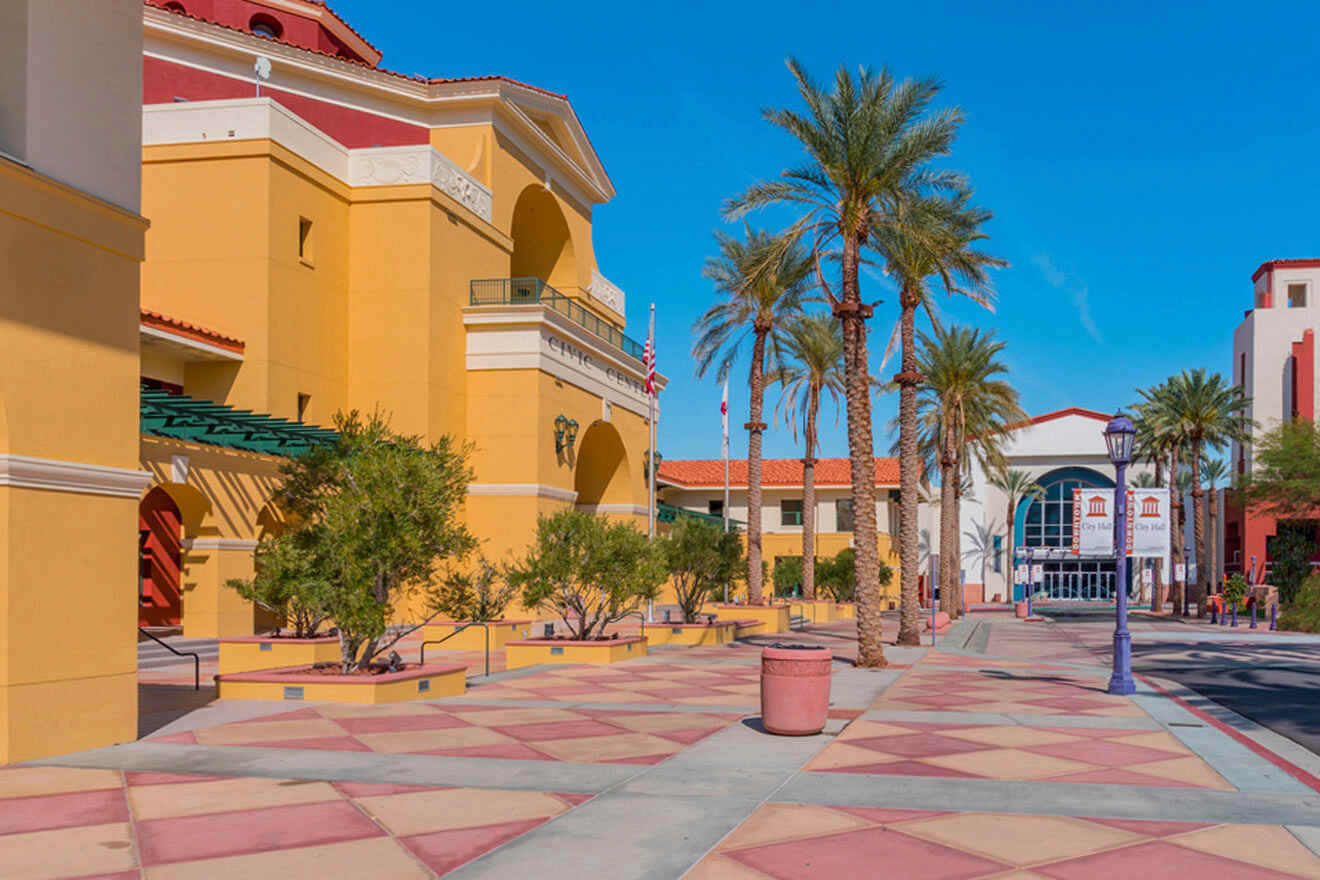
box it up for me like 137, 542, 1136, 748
133, 0, 665, 638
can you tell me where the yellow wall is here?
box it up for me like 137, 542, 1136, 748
0, 160, 147, 763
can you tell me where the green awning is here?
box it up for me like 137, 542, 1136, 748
141, 387, 336, 457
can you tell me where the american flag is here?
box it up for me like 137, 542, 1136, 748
643, 309, 656, 396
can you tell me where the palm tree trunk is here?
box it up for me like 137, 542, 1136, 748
746, 327, 768, 604
1191, 444, 1207, 616
1006, 498, 1016, 603
896, 289, 922, 646
802, 383, 818, 600
1169, 448, 1185, 615
952, 474, 965, 619
939, 459, 956, 621
840, 236, 885, 666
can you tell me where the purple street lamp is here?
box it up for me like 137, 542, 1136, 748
1105, 413, 1137, 696
1025, 546, 1035, 618
1182, 545, 1191, 619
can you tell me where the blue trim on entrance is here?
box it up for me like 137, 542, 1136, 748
1012, 466, 1115, 601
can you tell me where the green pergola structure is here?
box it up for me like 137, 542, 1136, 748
140, 387, 338, 456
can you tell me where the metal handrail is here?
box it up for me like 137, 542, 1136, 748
138, 627, 200, 690
469, 278, 646, 361
625, 610, 646, 644
420, 622, 493, 678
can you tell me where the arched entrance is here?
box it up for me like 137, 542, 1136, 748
573, 420, 630, 507
1016, 466, 1132, 601
139, 487, 182, 627
510, 185, 577, 291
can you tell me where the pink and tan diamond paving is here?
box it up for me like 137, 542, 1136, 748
8, 611, 1320, 878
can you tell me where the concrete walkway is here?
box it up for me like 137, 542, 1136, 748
6, 617, 1320, 878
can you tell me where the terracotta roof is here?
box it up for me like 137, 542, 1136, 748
1252, 259, 1320, 283
140, 309, 245, 353
145, 1, 568, 98
658, 457, 901, 489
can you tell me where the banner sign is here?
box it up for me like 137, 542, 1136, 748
1175, 562, 1186, 581
1015, 564, 1028, 584
1072, 489, 1114, 556
1073, 487, 1170, 557
1031, 564, 1043, 584
1129, 488, 1171, 558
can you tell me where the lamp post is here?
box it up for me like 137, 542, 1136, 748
1025, 546, 1035, 618
1104, 413, 1137, 696
1182, 545, 1191, 619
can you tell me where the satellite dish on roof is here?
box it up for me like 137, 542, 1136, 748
254, 56, 271, 98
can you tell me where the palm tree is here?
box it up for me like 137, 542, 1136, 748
725, 61, 975, 665
914, 325, 1024, 619
1162, 369, 1251, 615
988, 469, 1043, 602
694, 228, 813, 604
1203, 457, 1229, 594
1134, 382, 1187, 613
774, 313, 845, 599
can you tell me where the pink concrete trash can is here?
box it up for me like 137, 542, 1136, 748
760, 644, 832, 736
1014, 601, 1028, 618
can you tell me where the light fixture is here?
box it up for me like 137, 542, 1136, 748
643, 448, 663, 479
554, 415, 579, 453
1103, 412, 1136, 466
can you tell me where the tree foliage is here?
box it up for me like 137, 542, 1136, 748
658, 517, 744, 622
1238, 419, 1320, 519
1270, 524, 1316, 605
241, 410, 476, 672
1279, 572, 1320, 633
508, 510, 665, 640
227, 532, 331, 639
430, 557, 518, 623
772, 556, 804, 597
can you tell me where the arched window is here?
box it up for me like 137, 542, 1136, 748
162, 1, 186, 12
249, 13, 283, 39
1021, 466, 1113, 548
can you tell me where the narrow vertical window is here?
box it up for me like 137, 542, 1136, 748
835, 498, 854, 532
993, 535, 1003, 573
297, 393, 311, 423
298, 217, 314, 265
781, 499, 803, 527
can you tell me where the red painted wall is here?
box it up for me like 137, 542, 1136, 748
1292, 330, 1315, 421
144, 57, 428, 149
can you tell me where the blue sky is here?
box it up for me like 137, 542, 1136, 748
340, 0, 1320, 461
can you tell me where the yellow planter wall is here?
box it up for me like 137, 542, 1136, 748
505, 638, 647, 670
218, 638, 342, 674
643, 623, 736, 646
216, 665, 467, 703
709, 604, 791, 635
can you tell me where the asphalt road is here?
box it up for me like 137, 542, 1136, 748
1046, 607, 1320, 757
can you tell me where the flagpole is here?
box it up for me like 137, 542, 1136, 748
647, 303, 657, 541
722, 378, 730, 603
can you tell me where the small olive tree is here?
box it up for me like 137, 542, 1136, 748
816, 548, 892, 602
658, 516, 744, 622
255, 410, 476, 672
772, 556, 804, 597
227, 532, 331, 638
430, 556, 519, 622
509, 510, 664, 639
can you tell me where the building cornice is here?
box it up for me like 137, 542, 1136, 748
467, 483, 577, 503
143, 7, 613, 204
182, 537, 260, 551
0, 455, 152, 499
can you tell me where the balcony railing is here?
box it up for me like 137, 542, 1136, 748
470, 277, 645, 361
657, 503, 742, 530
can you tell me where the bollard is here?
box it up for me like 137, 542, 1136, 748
1270, 603, 1278, 631
1221, 601, 1230, 626
1210, 606, 1218, 625
1230, 605, 1238, 627
1250, 604, 1258, 629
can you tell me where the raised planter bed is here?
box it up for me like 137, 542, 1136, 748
422, 619, 533, 651
709, 603, 790, 634
831, 602, 856, 620
215, 662, 468, 703
789, 599, 835, 624
217, 635, 341, 675
505, 636, 647, 670
646, 621, 737, 646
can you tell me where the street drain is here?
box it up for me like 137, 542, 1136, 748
1168, 722, 1204, 728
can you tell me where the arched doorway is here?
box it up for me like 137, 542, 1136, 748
510, 185, 577, 291
573, 420, 630, 507
139, 487, 182, 627
1016, 466, 1131, 601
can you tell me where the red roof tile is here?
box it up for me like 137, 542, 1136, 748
658, 457, 900, 489
140, 309, 245, 353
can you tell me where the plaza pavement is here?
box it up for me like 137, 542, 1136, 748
5, 614, 1320, 878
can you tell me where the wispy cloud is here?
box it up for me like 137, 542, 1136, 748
1032, 254, 1103, 343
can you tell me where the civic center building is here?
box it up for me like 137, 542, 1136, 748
1, 0, 660, 762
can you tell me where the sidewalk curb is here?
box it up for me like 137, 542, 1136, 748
1138, 673, 1320, 795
